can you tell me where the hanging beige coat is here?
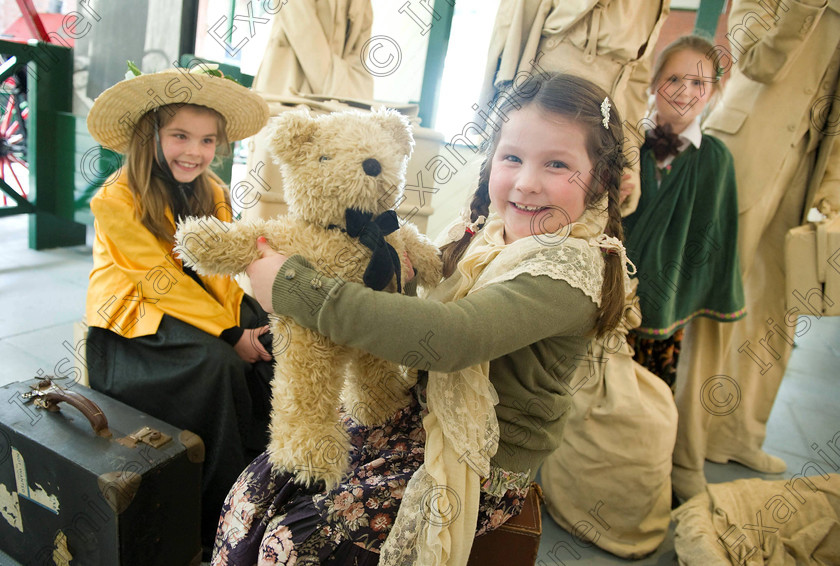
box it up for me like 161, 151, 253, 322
476, 0, 670, 215
703, 0, 840, 219
240, 0, 374, 227
250, 0, 374, 97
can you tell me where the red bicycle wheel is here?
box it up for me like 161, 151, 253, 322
0, 72, 29, 206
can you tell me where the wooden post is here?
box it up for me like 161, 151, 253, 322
26, 41, 87, 249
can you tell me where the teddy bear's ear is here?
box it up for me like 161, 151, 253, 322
371, 107, 414, 158
267, 110, 319, 163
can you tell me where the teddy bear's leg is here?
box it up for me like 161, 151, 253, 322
343, 353, 416, 426
173, 216, 268, 276
267, 322, 353, 489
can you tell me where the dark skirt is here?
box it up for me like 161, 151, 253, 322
86, 294, 274, 546
213, 390, 531, 565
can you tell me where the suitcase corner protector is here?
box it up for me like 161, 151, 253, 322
179, 430, 205, 464
97, 470, 142, 514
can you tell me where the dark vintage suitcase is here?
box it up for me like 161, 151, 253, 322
0, 378, 204, 565
467, 482, 544, 566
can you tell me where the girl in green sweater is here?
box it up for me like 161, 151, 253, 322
213, 74, 633, 565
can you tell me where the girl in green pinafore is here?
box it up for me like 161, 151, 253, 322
623, 36, 746, 389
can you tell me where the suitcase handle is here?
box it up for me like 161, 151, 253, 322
28, 379, 113, 438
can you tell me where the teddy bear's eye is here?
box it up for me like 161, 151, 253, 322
319, 155, 331, 162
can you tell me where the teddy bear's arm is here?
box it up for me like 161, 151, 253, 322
398, 224, 443, 289
174, 216, 268, 276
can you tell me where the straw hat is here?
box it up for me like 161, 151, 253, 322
87, 66, 269, 153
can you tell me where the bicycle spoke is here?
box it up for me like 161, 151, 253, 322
6, 160, 26, 199
0, 97, 13, 133
0, 159, 7, 206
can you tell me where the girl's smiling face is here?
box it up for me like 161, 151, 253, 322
653, 48, 715, 133
158, 106, 220, 183
488, 105, 592, 244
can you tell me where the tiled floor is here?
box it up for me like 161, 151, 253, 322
1, 212, 838, 564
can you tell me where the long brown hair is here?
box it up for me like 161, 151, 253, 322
440, 73, 627, 336
124, 103, 232, 243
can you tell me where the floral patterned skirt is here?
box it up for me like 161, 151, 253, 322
212, 390, 531, 565
628, 328, 685, 392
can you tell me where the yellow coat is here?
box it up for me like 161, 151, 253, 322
86, 170, 244, 338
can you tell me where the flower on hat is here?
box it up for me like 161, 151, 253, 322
123, 60, 242, 85
124, 60, 143, 80
90, 60, 269, 153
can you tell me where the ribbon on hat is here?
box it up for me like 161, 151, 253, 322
590, 233, 637, 276
343, 208, 402, 292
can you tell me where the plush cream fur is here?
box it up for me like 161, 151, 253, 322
174, 108, 441, 488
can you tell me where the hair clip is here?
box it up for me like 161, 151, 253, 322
464, 214, 486, 236
600, 97, 611, 130
715, 66, 725, 81
590, 234, 636, 275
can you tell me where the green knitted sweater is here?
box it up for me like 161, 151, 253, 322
270, 254, 598, 480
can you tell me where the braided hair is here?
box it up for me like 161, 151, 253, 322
439, 73, 628, 336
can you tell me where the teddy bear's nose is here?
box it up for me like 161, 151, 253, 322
362, 158, 382, 177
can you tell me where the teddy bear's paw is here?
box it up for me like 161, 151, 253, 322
415, 256, 443, 290
173, 216, 235, 273
395, 225, 443, 289
173, 216, 264, 275
173, 217, 208, 267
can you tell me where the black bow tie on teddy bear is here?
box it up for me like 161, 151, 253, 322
332, 208, 402, 293
644, 123, 683, 162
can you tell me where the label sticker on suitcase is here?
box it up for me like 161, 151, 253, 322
11, 448, 59, 514
0, 484, 22, 532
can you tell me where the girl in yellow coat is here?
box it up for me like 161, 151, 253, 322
84, 65, 270, 551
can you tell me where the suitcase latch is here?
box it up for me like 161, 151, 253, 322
118, 426, 172, 449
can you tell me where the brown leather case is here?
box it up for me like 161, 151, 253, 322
467, 483, 543, 566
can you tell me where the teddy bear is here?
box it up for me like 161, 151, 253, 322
173, 107, 442, 488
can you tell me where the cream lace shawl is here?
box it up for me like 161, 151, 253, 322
380, 202, 624, 565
